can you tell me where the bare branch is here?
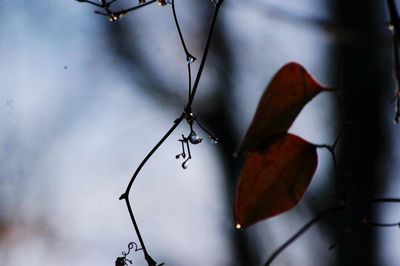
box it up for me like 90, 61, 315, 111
264, 198, 400, 266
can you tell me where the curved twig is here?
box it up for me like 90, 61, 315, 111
170, 0, 196, 63
119, 113, 184, 265
264, 198, 400, 266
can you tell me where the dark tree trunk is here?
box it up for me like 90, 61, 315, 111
331, 1, 390, 265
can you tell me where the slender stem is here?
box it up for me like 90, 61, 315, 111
171, 0, 193, 60
364, 220, 400, 227
188, 63, 192, 102
332, 126, 344, 149
124, 197, 155, 263
315, 144, 342, 199
264, 205, 344, 266
264, 198, 400, 266
119, 113, 185, 265
121, 112, 185, 199
186, 0, 224, 109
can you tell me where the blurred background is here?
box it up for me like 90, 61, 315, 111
0, 0, 399, 265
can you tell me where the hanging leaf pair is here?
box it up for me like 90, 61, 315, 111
235, 62, 334, 228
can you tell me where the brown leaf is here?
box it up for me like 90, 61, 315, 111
237, 62, 332, 154
235, 133, 318, 228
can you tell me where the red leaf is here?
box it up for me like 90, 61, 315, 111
235, 134, 318, 228
237, 62, 332, 154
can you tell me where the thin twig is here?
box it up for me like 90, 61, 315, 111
264, 198, 400, 266
170, 0, 196, 63
186, 0, 225, 109
315, 134, 343, 200
119, 112, 185, 265
120, 113, 185, 198
363, 219, 400, 228
187, 63, 192, 101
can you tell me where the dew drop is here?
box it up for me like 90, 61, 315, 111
158, 0, 167, 5
189, 132, 202, 144
182, 161, 188, 169
139, 0, 146, 4
187, 54, 196, 64
186, 112, 195, 123
236, 224, 241, 230
210, 137, 218, 144
109, 14, 119, 22
389, 24, 395, 32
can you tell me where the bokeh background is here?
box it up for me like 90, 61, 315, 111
0, 0, 399, 265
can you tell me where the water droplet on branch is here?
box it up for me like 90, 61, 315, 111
189, 132, 202, 144
210, 137, 218, 144
187, 54, 196, 64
